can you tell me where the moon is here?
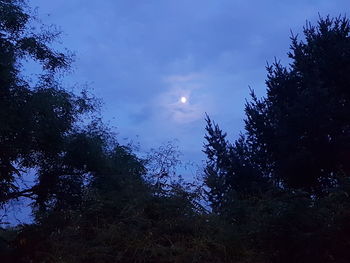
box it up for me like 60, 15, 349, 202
180, 96, 187, 103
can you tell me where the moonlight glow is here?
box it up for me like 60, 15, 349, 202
180, 96, 187, 103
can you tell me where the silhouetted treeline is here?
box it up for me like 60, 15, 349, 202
1, 1, 350, 262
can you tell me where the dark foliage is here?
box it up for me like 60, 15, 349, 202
204, 16, 350, 263
0, 0, 96, 211
244, 17, 350, 194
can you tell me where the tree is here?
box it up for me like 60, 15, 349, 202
203, 15, 350, 263
205, 16, 350, 197
244, 16, 350, 194
0, 0, 96, 212
203, 115, 269, 216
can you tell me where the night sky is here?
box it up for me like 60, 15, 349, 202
29, 0, 350, 170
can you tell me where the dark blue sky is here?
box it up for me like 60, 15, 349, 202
30, 0, 349, 168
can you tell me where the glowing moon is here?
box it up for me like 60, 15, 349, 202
180, 96, 187, 103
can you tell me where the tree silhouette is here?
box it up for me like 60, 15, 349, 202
0, 0, 96, 210
244, 16, 350, 194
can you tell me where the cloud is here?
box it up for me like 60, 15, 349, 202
164, 73, 201, 83
156, 73, 211, 124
